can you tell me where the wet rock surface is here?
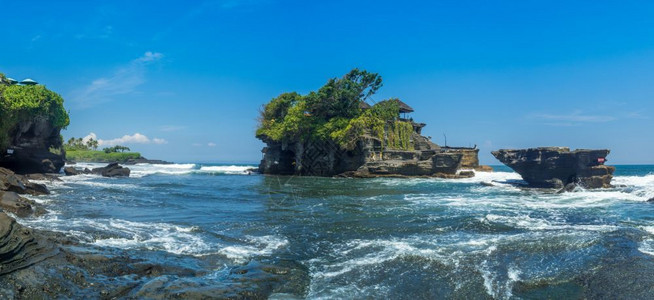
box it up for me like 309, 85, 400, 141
0, 228, 310, 299
492, 147, 615, 189
0, 167, 50, 196
0, 212, 57, 276
91, 163, 130, 177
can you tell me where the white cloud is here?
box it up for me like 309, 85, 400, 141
207, 142, 216, 147
70, 51, 164, 108
83, 132, 167, 147
138, 51, 164, 62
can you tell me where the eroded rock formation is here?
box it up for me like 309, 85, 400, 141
492, 147, 615, 189
0, 116, 65, 174
0, 212, 56, 275
260, 130, 488, 178
0, 167, 50, 196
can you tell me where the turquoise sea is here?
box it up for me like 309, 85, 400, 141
16, 163, 654, 298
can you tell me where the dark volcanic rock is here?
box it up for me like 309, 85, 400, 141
25, 173, 61, 182
0, 116, 65, 174
259, 132, 479, 178
0, 167, 50, 195
0, 212, 56, 275
492, 147, 615, 189
63, 166, 80, 176
91, 163, 130, 177
0, 191, 44, 217
63, 166, 91, 176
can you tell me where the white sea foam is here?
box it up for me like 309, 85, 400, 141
17, 213, 287, 260
640, 226, 654, 256
308, 228, 602, 299
216, 235, 289, 263
128, 163, 197, 178
484, 214, 617, 232
199, 165, 253, 175
63, 163, 256, 178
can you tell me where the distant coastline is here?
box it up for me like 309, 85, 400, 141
65, 150, 172, 165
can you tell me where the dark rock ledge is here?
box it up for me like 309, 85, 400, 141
492, 147, 615, 189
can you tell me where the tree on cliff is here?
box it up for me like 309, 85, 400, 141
256, 69, 414, 151
0, 73, 69, 151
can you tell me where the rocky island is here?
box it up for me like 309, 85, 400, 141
256, 69, 490, 178
492, 147, 615, 189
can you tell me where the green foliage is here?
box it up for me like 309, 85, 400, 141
304, 68, 383, 120
66, 150, 142, 163
330, 100, 412, 151
64, 137, 101, 152
103, 145, 131, 153
0, 83, 70, 150
256, 70, 414, 151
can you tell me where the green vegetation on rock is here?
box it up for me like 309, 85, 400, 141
256, 69, 414, 150
0, 73, 70, 150
66, 150, 142, 163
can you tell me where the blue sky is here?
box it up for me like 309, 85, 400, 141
1, 0, 653, 164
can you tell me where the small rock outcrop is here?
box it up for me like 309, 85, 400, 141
492, 147, 614, 189
0, 167, 49, 196
92, 163, 130, 177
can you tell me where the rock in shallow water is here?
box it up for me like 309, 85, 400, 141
491, 147, 615, 189
91, 163, 130, 177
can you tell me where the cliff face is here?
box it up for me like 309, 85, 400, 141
492, 147, 614, 189
0, 77, 68, 174
259, 130, 482, 178
0, 116, 65, 174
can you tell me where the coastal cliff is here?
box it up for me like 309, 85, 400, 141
492, 147, 615, 189
0, 73, 69, 174
256, 69, 487, 177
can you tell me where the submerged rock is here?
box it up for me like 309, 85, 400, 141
491, 147, 615, 189
91, 163, 130, 177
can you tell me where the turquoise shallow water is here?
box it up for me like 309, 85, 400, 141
16, 163, 654, 298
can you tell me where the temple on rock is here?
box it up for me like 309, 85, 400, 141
258, 93, 490, 178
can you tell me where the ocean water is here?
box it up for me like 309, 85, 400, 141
15, 163, 654, 298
